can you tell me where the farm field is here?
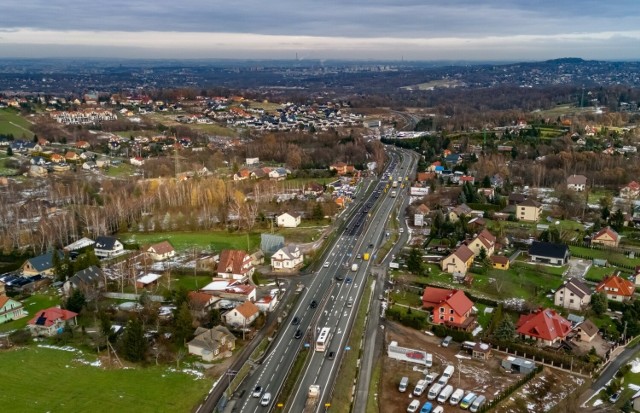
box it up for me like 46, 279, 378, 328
0, 346, 211, 413
120, 230, 261, 252
0, 108, 34, 138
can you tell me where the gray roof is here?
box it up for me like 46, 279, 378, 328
69, 265, 103, 288
562, 278, 591, 298
188, 325, 235, 351
529, 241, 569, 259
26, 250, 64, 272
95, 236, 119, 250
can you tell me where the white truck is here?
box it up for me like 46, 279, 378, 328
303, 385, 321, 413
351, 263, 358, 272
390, 190, 397, 197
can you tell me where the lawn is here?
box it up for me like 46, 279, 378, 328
570, 245, 640, 267
105, 163, 136, 178
0, 292, 61, 333
585, 265, 625, 282
0, 346, 211, 413
0, 108, 34, 138
119, 231, 261, 252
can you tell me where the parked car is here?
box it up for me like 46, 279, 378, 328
407, 399, 420, 413
441, 336, 452, 347
610, 391, 621, 403
420, 401, 433, 413
252, 385, 263, 398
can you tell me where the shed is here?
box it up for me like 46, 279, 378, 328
501, 356, 536, 374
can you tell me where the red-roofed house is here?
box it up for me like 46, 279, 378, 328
596, 275, 635, 302
329, 162, 355, 175
28, 307, 78, 336
188, 291, 218, 317
621, 181, 640, 199
223, 301, 260, 328
216, 250, 255, 281
255, 294, 279, 313
440, 245, 475, 275
591, 227, 620, 248
516, 308, 572, 346
422, 287, 475, 330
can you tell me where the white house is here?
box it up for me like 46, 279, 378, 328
276, 212, 301, 228
94, 236, 124, 259
223, 301, 260, 328
255, 294, 279, 313
271, 245, 304, 272
143, 241, 176, 261
554, 278, 591, 311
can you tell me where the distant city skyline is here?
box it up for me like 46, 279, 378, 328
1, 1, 640, 60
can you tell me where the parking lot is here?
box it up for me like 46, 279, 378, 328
380, 322, 520, 413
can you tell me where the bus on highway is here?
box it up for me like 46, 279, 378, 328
316, 327, 331, 352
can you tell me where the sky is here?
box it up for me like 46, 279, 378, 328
1, 1, 639, 60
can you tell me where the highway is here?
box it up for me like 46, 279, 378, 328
217, 147, 416, 413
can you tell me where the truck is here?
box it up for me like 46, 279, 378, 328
391, 190, 397, 197
389, 262, 400, 269
399, 376, 409, 392
392, 180, 398, 188
303, 385, 321, 413
351, 263, 358, 272
363, 253, 370, 261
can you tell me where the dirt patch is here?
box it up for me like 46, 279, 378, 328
380, 321, 520, 413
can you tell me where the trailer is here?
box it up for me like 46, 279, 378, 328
303, 385, 321, 413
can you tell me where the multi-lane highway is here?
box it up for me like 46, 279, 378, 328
222, 147, 417, 413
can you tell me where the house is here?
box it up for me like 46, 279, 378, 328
554, 278, 591, 310
216, 250, 255, 280
63, 265, 105, 299
94, 236, 124, 259
567, 174, 587, 191
596, 274, 635, 302
21, 250, 64, 277
508, 193, 527, 205
422, 287, 475, 330
223, 301, 260, 328
440, 245, 475, 275
276, 212, 301, 228
472, 342, 492, 360
528, 241, 570, 265
255, 294, 279, 313
448, 204, 472, 222
135, 273, 162, 289
591, 226, 620, 248
0, 295, 26, 323
621, 181, 640, 199
490, 255, 510, 270
143, 240, 176, 261
576, 319, 599, 343
271, 245, 304, 272
64, 151, 81, 162
516, 199, 542, 222
188, 291, 218, 318
303, 182, 324, 196
75, 140, 91, 149
329, 162, 355, 175
28, 307, 78, 336
516, 308, 572, 346
187, 325, 235, 361
467, 229, 496, 257
268, 167, 289, 181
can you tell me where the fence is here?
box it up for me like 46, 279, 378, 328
102, 292, 165, 302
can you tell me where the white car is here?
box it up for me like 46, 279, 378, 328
324, 262, 330, 268
260, 392, 272, 406
252, 385, 263, 398
407, 399, 420, 413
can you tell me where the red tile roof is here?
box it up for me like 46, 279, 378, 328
422, 287, 474, 316
233, 301, 259, 319
516, 308, 572, 342
453, 245, 475, 262
28, 307, 77, 327
188, 291, 215, 308
0, 295, 11, 308
217, 250, 251, 275
596, 275, 635, 297
490, 255, 510, 265
593, 226, 619, 242
144, 240, 175, 255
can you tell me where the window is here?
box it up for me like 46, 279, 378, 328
439, 307, 445, 313
450, 309, 454, 314
449, 317, 454, 322
439, 315, 444, 320
569, 299, 574, 304
569, 293, 574, 297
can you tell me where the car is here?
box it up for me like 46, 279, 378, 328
369, 243, 374, 248
335, 275, 345, 281
610, 391, 621, 403
310, 300, 318, 308
260, 392, 272, 406
356, 254, 362, 259
291, 316, 300, 325
327, 351, 335, 360
324, 261, 330, 268
252, 385, 263, 398
294, 329, 303, 339
420, 401, 433, 413
441, 336, 452, 347
345, 277, 352, 284
407, 399, 420, 413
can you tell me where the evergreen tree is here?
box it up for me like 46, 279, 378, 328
121, 318, 147, 362
205, 308, 222, 328
65, 289, 86, 313
312, 203, 324, 221
482, 175, 491, 188
494, 317, 516, 341
52, 249, 64, 281
99, 311, 114, 343
63, 252, 74, 280
406, 248, 423, 274
6, 146, 13, 156
173, 302, 194, 346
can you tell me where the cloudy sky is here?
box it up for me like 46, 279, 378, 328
1, 1, 639, 60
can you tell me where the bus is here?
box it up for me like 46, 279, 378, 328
316, 327, 331, 352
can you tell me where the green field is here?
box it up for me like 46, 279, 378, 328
0, 108, 34, 138
570, 245, 640, 267
120, 231, 261, 252
105, 163, 136, 178
0, 292, 61, 333
0, 347, 211, 413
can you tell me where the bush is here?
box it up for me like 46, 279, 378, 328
432, 325, 473, 342
9, 328, 32, 345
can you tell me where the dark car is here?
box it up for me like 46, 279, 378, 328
291, 316, 300, 325
345, 277, 352, 284
310, 300, 318, 308
294, 329, 303, 339
327, 351, 336, 360
335, 275, 344, 281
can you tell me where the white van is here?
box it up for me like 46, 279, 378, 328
449, 388, 465, 405
427, 383, 443, 400
437, 385, 454, 404
425, 353, 433, 368
407, 399, 420, 413
442, 365, 455, 379
436, 374, 449, 386
425, 372, 438, 385
413, 379, 427, 396
399, 376, 409, 392
469, 395, 486, 412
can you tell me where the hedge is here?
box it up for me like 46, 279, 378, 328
478, 365, 543, 412
432, 325, 473, 342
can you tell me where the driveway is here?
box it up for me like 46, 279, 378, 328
566, 258, 591, 279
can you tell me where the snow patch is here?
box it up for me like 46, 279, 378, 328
593, 399, 603, 407
629, 358, 640, 373
37, 344, 78, 352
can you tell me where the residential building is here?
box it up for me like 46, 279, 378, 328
276, 212, 301, 228
187, 326, 236, 361
621, 181, 640, 199
577, 320, 599, 343
255, 294, 279, 313
94, 236, 124, 259
528, 241, 570, 265
223, 301, 260, 328
188, 291, 218, 318
554, 278, 591, 310
143, 240, 176, 261
216, 250, 255, 281
591, 227, 620, 248
467, 229, 496, 257
20, 250, 64, 277
490, 255, 510, 270
62, 265, 105, 299
472, 342, 492, 360
516, 199, 542, 222
422, 287, 475, 330
271, 245, 304, 272
0, 295, 26, 323
567, 174, 587, 191
596, 275, 635, 302
329, 162, 355, 175
28, 307, 78, 336
516, 308, 572, 346
508, 193, 526, 205
440, 245, 475, 275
